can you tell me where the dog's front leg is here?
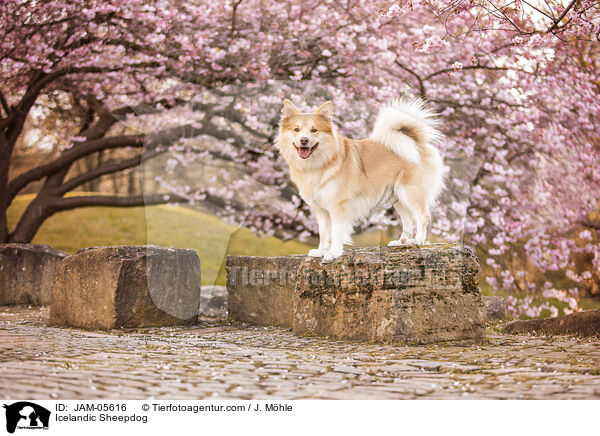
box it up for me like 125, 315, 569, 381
323, 207, 352, 261
308, 205, 331, 257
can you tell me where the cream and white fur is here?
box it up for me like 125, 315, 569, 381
276, 98, 445, 261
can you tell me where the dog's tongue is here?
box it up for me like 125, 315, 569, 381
298, 147, 312, 159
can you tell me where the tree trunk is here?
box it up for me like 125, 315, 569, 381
0, 74, 49, 242
0, 112, 29, 243
87, 150, 104, 192
10, 168, 70, 243
128, 168, 136, 196
0, 134, 11, 243
8, 194, 53, 243
93, 151, 103, 191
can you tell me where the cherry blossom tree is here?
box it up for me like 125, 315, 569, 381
1, 0, 598, 316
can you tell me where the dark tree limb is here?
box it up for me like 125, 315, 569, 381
192, 101, 269, 139
578, 220, 600, 231
424, 65, 511, 81
230, 0, 245, 36
547, 0, 579, 33
55, 150, 165, 195
48, 190, 247, 216
48, 193, 188, 211
8, 134, 146, 202
0, 65, 124, 131
8, 116, 247, 202
394, 60, 426, 97
0, 90, 9, 116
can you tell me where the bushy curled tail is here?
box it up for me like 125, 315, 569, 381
369, 97, 443, 164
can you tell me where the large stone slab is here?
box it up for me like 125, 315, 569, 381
199, 285, 227, 318
502, 309, 600, 337
0, 244, 67, 305
50, 245, 201, 330
226, 255, 304, 327
226, 244, 486, 344
483, 295, 508, 321
295, 245, 486, 344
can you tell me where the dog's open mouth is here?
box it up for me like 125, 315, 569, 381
295, 143, 319, 159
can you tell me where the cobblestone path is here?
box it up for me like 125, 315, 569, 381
1, 307, 599, 399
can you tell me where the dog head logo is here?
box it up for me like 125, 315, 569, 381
2, 402, 50, 434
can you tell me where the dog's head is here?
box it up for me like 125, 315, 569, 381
276, 100, 339, 170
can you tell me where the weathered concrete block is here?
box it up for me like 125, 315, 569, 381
502, 309, 600, 337
295, 245, 486, 344
199, 285, 228, 318
226, 255, 304, 327
226, 244, 486, 344
50, 245, 201, 330
0, 244, 67, 305
483, 295, 508, 321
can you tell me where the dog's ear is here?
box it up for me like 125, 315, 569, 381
282, 99, 300, 118
316, 101, 333, 119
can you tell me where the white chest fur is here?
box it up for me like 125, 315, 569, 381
292, 165, 340, 209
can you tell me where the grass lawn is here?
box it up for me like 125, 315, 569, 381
7, 194, 312, 285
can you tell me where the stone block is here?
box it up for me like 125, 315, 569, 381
483, 295, 508, 321
0, 244, 67, 305
295, 245, 486, 344
50, 245, 201, 330
199, 285, 228, 318
226, 244, 487, 344
502, 309, 600, 337
226, 255, 304, 327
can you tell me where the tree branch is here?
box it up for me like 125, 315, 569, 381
8, 116, 246, 202
394, 60, 426, 96
424, 65, 511, 81
49, 193, 188, 212
0, 89, 9, 116
230, 0, 245, 36
48, 189, 250, 215
521, 0, 555, 20
0, 65, 124, 131
55, 150, 165, 195
206, 104, 269, 139
547, 0, 579, 33
577, 219, 600, 231
8, 134, 146, 202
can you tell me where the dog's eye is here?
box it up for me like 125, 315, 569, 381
294, 127, 300, 132
311, 128, 318, 133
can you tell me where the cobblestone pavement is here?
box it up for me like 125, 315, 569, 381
1, 306, 599, 399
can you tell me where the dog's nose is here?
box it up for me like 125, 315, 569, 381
300, 137, 309, 146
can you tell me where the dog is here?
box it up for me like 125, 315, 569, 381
275, 98, 445, 261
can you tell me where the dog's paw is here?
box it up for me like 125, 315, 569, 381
388, 238, 414, 247
388, 240, 406, 247
307, 248, 325, 257
322, 248, 343, 262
